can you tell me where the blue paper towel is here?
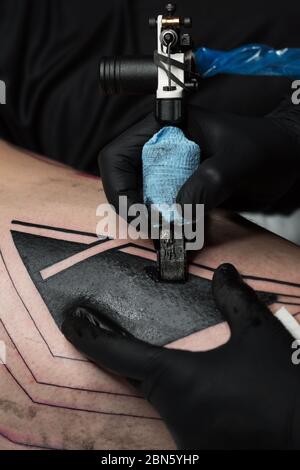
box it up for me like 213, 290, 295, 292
142, 126, 200, 223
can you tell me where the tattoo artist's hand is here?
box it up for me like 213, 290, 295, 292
99, 113, 162, 212
178, 107, 300, 212
62, 264, 300, 450
99, 107, 300, 215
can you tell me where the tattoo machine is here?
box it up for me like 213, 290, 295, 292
99, 3, 202, 282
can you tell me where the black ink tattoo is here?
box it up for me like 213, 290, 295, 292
11, 223, 277, 346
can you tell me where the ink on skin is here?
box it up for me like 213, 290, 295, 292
12, 228, 277, 346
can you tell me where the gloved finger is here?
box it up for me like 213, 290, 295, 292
99, 113, 161, 213
62, 307, 165, 382
179, 109, 266, 211
176, 156, 234, 211
212, 263, 272, 338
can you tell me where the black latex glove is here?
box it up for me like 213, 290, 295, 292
99, 108, 300, 215
99, 113, 162, 212
178, 108, 300, 212
62, 264, 300, 450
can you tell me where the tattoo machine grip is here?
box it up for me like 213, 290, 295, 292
142, 126, 200, 282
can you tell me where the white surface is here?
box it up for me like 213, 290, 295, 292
241, 210, 300, 245
275, 307, 300, 340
